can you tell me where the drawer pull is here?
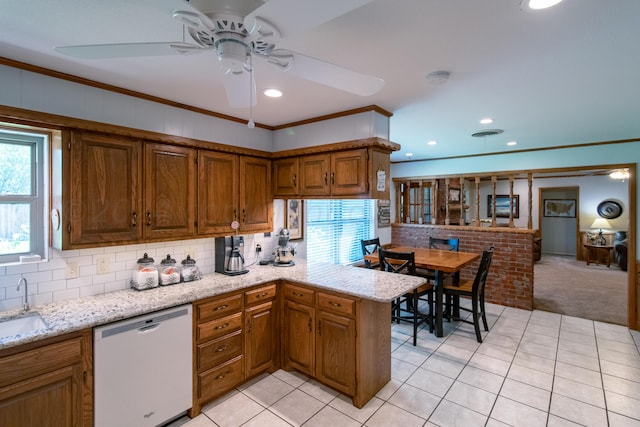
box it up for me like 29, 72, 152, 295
214, 304, 228, 311
292, 292, 305, 297
215, 370, 230, 380
214, 323, 229, 330
328, 301, 342, 307
257, 292, 268, 298
215, 345, 228, 353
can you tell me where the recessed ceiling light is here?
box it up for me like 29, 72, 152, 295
405, 152, 413, 158
426, 71, 450, 85
528, 0, 563, 9
507, 141, 517, 146
263, 89, 282, 98
480, 118, 493, 124
427, 140, 437, 145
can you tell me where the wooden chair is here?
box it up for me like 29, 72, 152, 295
378, 248, 433, 346
443, 247, 494, 343
361, 237, 381, 269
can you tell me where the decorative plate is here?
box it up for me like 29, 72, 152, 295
597, 200, 623, 219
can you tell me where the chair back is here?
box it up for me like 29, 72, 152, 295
361, 237, 381, 268
472, 247, 494, 296
378, 249, 416, 275
429, 237, 459, 252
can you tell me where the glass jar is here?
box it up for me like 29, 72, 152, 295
181, 255, 202, 282
131, 253, 159, 290
159, 254, 181, 285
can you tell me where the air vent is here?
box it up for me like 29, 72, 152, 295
471, 129, 504, 137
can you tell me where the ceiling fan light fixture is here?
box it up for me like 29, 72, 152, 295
215, 38, 250, 73
527, 0, 563, 9
480, 118, 493, 124
609, 168, 630, 180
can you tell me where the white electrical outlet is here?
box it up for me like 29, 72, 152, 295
97, 256, 110, 274
66, 262, 79, 279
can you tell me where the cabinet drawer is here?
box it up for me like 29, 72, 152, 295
284, 283, 315, 305
197, 312, 242, 342
317, 292, 356, 317
197, 330, 243, 371
245, 284, 277, 306
198, 356, 244, 402
197, 293, 242, 322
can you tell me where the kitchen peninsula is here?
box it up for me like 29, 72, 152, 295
0, 261, 427, 422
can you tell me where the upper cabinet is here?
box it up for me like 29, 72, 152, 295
198, 153, 272, 235
144, 143, 196, 240
274, 139, 397, 200
54, 131, 143, 248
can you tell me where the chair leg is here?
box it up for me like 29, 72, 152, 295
428, 291, 434, 332
480, 294, 489, 331
471, 296, 482, 343
412, 291, 418, 346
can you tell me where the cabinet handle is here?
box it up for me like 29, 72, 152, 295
215, 370, 230, 380
233, 208, 238, 221
132, 212, 137, 227
328, 301, 342, 308
214, 323, 229, 330
242, 209, 246, 222
215, 345, 228, 353
324, 172, 328, 185
308, 318, 312, 332
293, 174, 297, 186
257, 292, 268, 298
247, 319, 252, 333
331, 172, 335, 185
146, 211, 152, 226
214, 304, 228, 311
318, 320, 321, 336
292, 291, 304, 297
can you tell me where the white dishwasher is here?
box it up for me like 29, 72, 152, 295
94, 304, 192, 427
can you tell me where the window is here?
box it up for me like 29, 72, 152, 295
397, 180, 433, 224
306, 199, 375, 265
0, 130, 47, 264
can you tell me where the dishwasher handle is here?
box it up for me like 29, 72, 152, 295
97, 306, 190, 339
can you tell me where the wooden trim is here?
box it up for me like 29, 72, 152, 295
272, 105, 393, 130
272, 137, 400, 158
393, 138, 640, 163
0, 105, 273, 158
0, 56, 273, 130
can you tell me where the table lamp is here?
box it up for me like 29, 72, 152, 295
590, 218, 612, 245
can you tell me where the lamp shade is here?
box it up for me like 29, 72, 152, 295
590, 218, 612, 229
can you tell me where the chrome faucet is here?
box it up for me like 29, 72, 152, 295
16, 277, 29, 311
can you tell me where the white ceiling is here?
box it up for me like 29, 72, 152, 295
1, 0, 639, 162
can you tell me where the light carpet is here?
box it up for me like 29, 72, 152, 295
534, 254, 628, 325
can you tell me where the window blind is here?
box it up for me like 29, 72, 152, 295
306, 199, 375, 265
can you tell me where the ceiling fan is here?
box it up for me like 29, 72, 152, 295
54, 0, 385, 110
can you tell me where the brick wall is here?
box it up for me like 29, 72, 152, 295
391, 224, 535, 310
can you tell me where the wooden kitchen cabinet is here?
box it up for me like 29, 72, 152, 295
56, 131, 143, 248
244, 284, 278, 378
144, 142, 196, 240
282, 283, 316, 376
272, 157, 299, 197
197, 153, 272, 235
298, 149, 367, 197
0, 330, 93, 427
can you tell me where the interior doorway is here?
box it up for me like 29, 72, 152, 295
539, 187, 579, 257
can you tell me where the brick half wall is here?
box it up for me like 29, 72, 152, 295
391, 224, 535, 310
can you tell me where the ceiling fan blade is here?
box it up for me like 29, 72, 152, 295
244, 0, 372, 39
221, 69, 256, 109
55, 42, 205, 59
263, 49, 384, 96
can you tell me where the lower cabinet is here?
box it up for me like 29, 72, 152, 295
283, 283, 316, 376
316, 305, 356, 396
0, 330, 93, 427
244, 284, 278, 378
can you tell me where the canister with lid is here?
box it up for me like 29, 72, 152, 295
180, 255, 202, 282
131, 253, 159, 290
159, 254, 181, 285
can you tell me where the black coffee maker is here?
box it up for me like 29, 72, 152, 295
215, 236, 249, 275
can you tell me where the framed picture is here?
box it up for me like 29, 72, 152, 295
286, 199, 303, 240
544, 199, 576, 218
449, 188, 461, 202
487, 195, 519, 218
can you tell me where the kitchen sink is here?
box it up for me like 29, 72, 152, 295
0, 313, 48, 339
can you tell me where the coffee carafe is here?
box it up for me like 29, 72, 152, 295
226, 245, 245, 272
215, 236, 249, 275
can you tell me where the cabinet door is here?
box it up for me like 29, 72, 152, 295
239, 156, 273, 232
198, 151, 239, 235
283, 299, 315, 376
144, 143, 196, 239
316, 310, 356, 396
272, 157, 299, 197
245, 301, 277, 377
68, 132, 142, 246
331, 149, 367, 196
299, 153, 330, 196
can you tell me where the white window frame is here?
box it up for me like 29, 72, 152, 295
306, 199, 375, 265
0, 129, 48, 264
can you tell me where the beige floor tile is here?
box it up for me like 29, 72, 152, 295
499, 378, 551, 411
392, 342, 432, 366
298, 379, 339, 404
302, 406, 361, 427
517, 341, 558, 359
605, 390, 640, 420
387, 383, 441, 419
269, 389, 324, 426
430, 399, 488, 427
364, 402, 425, 427
513, 350, 556, 374
482, 332, 521, 350
556, 348, 600, 371
422, 354, 466, 378
329, 394, 383, 423
507, 364, 554, 391
444, 381, 497, 415
525, 322, 560, 338
457, 365, 505, 394
271, 369, 310, 388
475, 342, 516, 363
468, 352, 511, 376
607, 411, 640, 427
491, 396, 548, 427
391, 357, 419, 381
545, 414, 583, 426
554, 361, 603, 388
241, 375, 295, 407
406, 366, 455, 397
549, 393, 608, 427
601, 359, 640, 383
521, 331, 559, 349
243, 410, 293, 427
203, 392, 264, 427
552, 376, 605, 408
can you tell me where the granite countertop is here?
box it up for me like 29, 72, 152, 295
0, 261, 426, 350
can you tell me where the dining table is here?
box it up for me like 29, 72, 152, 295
365, 246, 480, 337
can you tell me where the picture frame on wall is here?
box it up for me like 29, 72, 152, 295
487, 195, 519, 218
286, 199, 303, 240
543, 199, 576, 218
